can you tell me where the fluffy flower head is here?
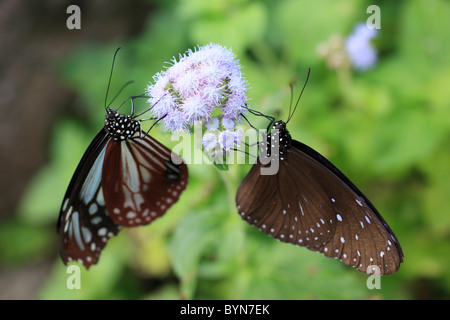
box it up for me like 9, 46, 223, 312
146, 43, 248, 133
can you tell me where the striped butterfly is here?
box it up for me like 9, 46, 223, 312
57, 49, 188, 269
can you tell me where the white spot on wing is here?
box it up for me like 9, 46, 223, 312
82, 227, 92, 243
98, 227, 107, 237
80, 146, 107, 203
299, 201, 305, 216
72, 211, 84, 250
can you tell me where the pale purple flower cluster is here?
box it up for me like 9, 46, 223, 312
146, 43, 248, 133
345, 23, 379, 71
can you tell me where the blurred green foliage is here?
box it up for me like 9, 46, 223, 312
5, 0, 450, 299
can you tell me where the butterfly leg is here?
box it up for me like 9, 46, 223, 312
243, 106, 275, 132
142, 114, 168, 138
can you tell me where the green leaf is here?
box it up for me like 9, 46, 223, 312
169, 208, 226, 298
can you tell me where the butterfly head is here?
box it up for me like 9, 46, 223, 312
105, 108, 140, 141
272, 120, 287, 131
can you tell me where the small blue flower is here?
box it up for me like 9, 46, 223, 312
345, 23, 379, 71
219, 130, 238, 152
202, 132, 218, 150
222, 117, 235, 130
205, 117, 219, 130
218, 129, 243, 152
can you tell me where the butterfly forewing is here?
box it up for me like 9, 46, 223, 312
58, 129, 120, 269
102, 134, 188, 227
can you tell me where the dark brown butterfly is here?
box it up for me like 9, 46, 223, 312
236, 73, 403, 275
57, 49, 188, 269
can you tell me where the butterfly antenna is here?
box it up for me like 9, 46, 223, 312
287, 79, 296, 122
108, 80, 135, 110
115, 93, 147, 115
286, 68, 311, 124
104, 47, 122, 111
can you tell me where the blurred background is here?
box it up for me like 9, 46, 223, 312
1, 0, 449, 300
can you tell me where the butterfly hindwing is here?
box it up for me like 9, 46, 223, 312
58, 129, 120, 269
289, 140, 403, 275
237, 159, 336, 248
102, 134, 188, 227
